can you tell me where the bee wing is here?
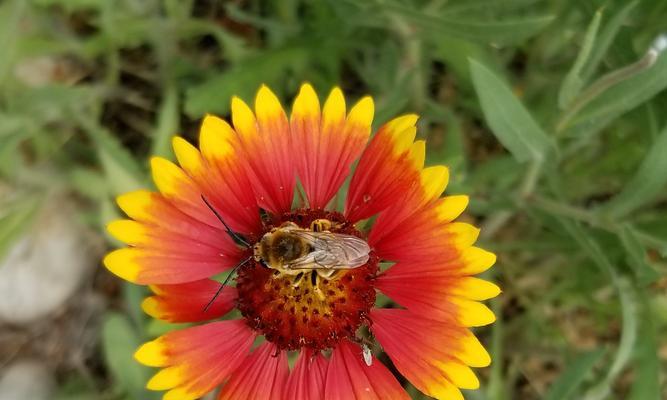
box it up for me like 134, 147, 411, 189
286, 231, 370, 270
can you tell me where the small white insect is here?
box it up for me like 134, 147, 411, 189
362, 343, 373, 366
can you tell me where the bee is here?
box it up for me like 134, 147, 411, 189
200, 195, 370, 310
253, 219, 370, 280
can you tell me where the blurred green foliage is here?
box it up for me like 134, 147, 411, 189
1, 0, 666, 399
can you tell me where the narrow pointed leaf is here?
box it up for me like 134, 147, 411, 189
469, 58, 555, 163
544, 349, 605, 400
559, 9, 602, 109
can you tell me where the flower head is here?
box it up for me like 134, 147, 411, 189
104, 84, 499, 400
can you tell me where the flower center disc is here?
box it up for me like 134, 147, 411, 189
235, 209, 378, 351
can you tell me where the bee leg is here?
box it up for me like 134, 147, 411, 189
317, 269, 337, 280
313, 286, 326, 301
311, 272, 327, 301
292, 272, 305, 288
310, 219, 332, 232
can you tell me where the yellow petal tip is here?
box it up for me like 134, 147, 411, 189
231, 96, 257, 137
146, 365, 184, 391
116, 190, 152, 217
141, 296, 162, 319
437, 361, 480, 390
347, 96, 374, 128
459, 333, 492, 368
255, 85, 285, 120
103, 249, 140, 283
135, 339, 169, 367
107, 219, 146, 244
292, 83, 320, 119
323, 87, 346, 126
421, 166, 450, 201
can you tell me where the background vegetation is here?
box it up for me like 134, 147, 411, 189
1, 0, 666, 399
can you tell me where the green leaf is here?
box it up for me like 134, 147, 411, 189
53, 374, 99, 400
0, 0, 27, 86
75, 115, 146, 195
102, 312, 157, 400
380, 1, 554, 45
68, 167, 108, 200
146, 319, 190, 338
431, 36, 497, 89
618, 225, 660, 285
32, 0, 103, 13
629, 295, 660, 400
558, 9, 602, 109
543, 349, 605, 400
150, 84, 179, 158
469, 58, 555, 163
563, 51, 667, 136
124, 283, 149, 329
185, 46, 309, 118
581, 1, 639, 82
555, 219, 639, 400
602, 123, 667, 217
0, 197, 40, 261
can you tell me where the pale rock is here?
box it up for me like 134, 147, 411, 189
0, 198, 101, 325
0, 359, 55, 400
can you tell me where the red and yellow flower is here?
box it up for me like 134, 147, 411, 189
104, 84, 499, 399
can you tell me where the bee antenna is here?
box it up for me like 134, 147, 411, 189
203, 255, 251, 312
201, 195, 250, 248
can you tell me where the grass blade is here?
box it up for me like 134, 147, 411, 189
102, 312, 158, 400
0, 197, 40, 261
380, 1, 554, 45
556, 219, 638, 400
617, 225, 660, 285
558, 9, 602, 109
0, 0, 27, 86
75, 114, 145, 195
561, 49, 667, 136
185, 46, 309, 117
629, 294, 660, 400
543, 349, 605, 400
581, 1, 639, 82
150, 84, 179, 158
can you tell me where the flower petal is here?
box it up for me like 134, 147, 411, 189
376, 243, 499, 326
135, 320, 255, 399
324, 340, 409, 400
370, 309, 490, 400
344, 114, 423, 222
377, 266, 498, 326
368, 184, 459, 248
142, 279, 237, 323
218, 342, 289, 400
103, 246, 238, 285
283, 350, 328, 400
231, 86, 295, 214
292, 84, 374, 209
173, 135, 261, 235
150, 156, 222, 228
369, 192, 479, 263
105, 192, 243, 284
